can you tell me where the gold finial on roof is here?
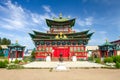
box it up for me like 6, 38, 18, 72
106, 38, 108, 42
16, 40, 18, 43
59, 13, 62, 18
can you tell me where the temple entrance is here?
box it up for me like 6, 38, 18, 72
52, 47, 69, 60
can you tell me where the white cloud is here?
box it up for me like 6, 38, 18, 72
0, 32, 14, 37
0, 1, 54, 32
76, 17, 93, 27
88, 30, 108, 45
98, 31, 107, 34
42, 5, 51, 12
0, 1, 55, 49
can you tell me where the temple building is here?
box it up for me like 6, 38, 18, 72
0, 45, 8, 57
8, 41, 25, 61
111, 39, 120, 55
29, 14, 94, 61
99, 40, 117, 58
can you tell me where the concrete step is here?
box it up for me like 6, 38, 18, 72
23, 61, 106, 69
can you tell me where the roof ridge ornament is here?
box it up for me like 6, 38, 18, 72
16, 40, 18, 44
105, 38, 108, 42
59, 13, 62, 19
55, 35, 59, 39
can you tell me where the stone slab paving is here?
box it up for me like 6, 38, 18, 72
23, 61, 106, 68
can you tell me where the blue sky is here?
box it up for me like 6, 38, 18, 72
0, 0, 120, 49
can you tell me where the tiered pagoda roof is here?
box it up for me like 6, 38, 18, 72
8, 41, 25, 48
46, 19, 75, 27
29, 30, 93, 45
46, 13, 75, 27
29, 14, 94, 45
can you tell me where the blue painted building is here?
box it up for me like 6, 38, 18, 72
0, 45, 9, 57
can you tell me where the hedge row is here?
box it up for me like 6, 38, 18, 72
104, 56, 120, 63
0, 60, 9, 68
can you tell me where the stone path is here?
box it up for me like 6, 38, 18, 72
23, 61, 106, 68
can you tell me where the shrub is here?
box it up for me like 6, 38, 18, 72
14, 59, 19, 64
23, 59, 28, 63
0, 61, 7, 68
23, 56, 31, 63
31, 50, 36, 59
88, 57, 94, 61
112, 56, 120, 63
115, 62, 120, 69
104, 57, 113, 63
4, 59, 9, 64
7, 63, 24, 69
95, 58, 101, 63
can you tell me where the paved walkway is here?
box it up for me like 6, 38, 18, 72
23, 61, 106, 68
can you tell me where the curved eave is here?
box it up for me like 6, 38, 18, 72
46, 18, 75, 27
32, 38, 89, 41
29, 33, 36, 38
8, 45, 25, 48
99, 42, 114, 47
30, 30, 91, 39
87, 32, 94, 38
72, 33, 93, 38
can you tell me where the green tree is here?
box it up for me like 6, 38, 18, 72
0, 46, 2, 50
1, 38, 7, 45
31, 50, 36, 59
0, 37, 11, 45
0, 37, 1, 45
7, 39, 11, 45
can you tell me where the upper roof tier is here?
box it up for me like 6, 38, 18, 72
8, 41, 25, 48
46, 13, 75, 27
99, 40, 113, 46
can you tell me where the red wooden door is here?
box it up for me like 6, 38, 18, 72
53, 47, 69, 58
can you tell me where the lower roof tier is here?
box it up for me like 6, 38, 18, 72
29, 30, 94, 40
29, 30, 94, 46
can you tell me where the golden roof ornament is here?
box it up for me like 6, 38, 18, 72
63, 35, 67, 39
16, 40, 18, 43
60, 32, 63, 38
59, 13, 62, 19
60, 32, 63, 36
55, 35, 59, 39
106, 38, 108, 42
55, 32, 67, 39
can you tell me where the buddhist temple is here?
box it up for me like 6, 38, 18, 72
8, 41, 25, 61
29, 14, 94, 61
99, 40, 117, 58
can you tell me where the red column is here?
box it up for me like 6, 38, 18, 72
84, 46, 87, 59
114, 50, 117, 56
22, 51, 24, 59
16, 50, 17, 59
99, 50, 101, 58
8, 49, 11, 62
106, 51, 108, 57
